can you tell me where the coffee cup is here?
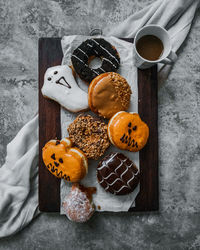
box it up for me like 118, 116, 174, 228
134, 25, 177, 69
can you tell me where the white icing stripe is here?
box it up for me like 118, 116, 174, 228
97, 153, 118, 170
135, 170, 139, 176
87, 43, 93, 48
103, 172, 116, 180
91, 39, 119, 65
72, 55, 87, 67
78, 48, 88, 58
127, 163, 133, 168
99, 179, 104, 184
107, 177, 123, 186
127, 173, 135, 188
97, 164, 106, 171
115, 185, 129, 193
120, 167, 129, 179
114, 162, 124, 173
72, 54, 99, 76
99, 67, 105, 73
103, 58, 117, 69
92, 69, 99, 75
105, 185, 109, 191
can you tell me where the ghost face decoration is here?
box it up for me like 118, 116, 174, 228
42, 138, 88, 182
41, 65, 89, 112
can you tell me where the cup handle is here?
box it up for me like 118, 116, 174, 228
160, 50, 177, 65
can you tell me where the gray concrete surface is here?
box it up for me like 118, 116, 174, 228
0, 0, 200, 249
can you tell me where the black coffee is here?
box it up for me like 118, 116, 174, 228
136, 35, 164, 61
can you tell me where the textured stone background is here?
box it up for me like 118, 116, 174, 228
0, 0, 200, 249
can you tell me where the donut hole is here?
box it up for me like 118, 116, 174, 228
88, 56, 102, 69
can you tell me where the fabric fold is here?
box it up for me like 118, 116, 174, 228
0, 115, 39, 238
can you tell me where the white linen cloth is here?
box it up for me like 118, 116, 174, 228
0, 0, 199, 238
60, 35, 139, 212
0, 116, 39, 238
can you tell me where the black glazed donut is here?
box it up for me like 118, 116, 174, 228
71, 38, 120, 83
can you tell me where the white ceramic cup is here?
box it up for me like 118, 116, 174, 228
134, 25, 177, 69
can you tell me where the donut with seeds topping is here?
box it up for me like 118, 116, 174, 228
67, 114, 110, 160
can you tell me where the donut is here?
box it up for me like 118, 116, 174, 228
88, 72, 132, 119
41, 65, 88, 112
62, 183, 96, 222
97, 152, 140, 195
71, 38, 120, 83
108, 111, 149, 152
42, 138, 88, 182
67, 114, 110, 160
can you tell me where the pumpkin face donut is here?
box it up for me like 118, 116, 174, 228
42, 138, 88, 182
108, 111, 149, 152
88, 72, 132, 119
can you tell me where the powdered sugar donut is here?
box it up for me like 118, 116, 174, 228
41, 65, 89, 112
62, 184, 96, 222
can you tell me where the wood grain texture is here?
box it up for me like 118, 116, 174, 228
129, 66, 159, 212
122, 38, 158, 212
39, 38, 158, 212
39, 38, 63, 212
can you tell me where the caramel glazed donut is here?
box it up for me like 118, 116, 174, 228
71, 38, 120, 83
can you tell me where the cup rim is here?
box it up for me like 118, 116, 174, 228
134, 24, 171, 63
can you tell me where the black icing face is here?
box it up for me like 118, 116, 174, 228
55, 76, 71, 88
46, 151, 70, 181
120, 122, 138, 148
45, 67, 71, 89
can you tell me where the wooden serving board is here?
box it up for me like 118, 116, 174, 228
39, 38, 158, 212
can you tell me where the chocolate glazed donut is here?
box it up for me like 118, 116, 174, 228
97, 152, 140, 195
71, 38, 120, 83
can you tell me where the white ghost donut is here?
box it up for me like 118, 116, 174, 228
41, 65, 89, 112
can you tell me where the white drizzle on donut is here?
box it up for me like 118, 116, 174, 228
72, 39, 120, 83
91, 39, 120, 65
78, 48, 89, 58
72, 54, 99, 76
92, 69, 99, 76
71, 54, 88, 67
102, 57, 117, 69
97, 153, 139, 194
99, 67, 106, 73
87, 43, 93, 48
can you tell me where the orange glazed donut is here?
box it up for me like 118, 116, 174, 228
88, 72, 131, 119
42, 138, 88, 182
108, 111, 149, 152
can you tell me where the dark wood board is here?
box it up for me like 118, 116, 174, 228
39, 37, 158, 213
39, 38, 62, 212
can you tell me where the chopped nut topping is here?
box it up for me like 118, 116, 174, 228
67, 114, 110, 160
110, 72, 132, 110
